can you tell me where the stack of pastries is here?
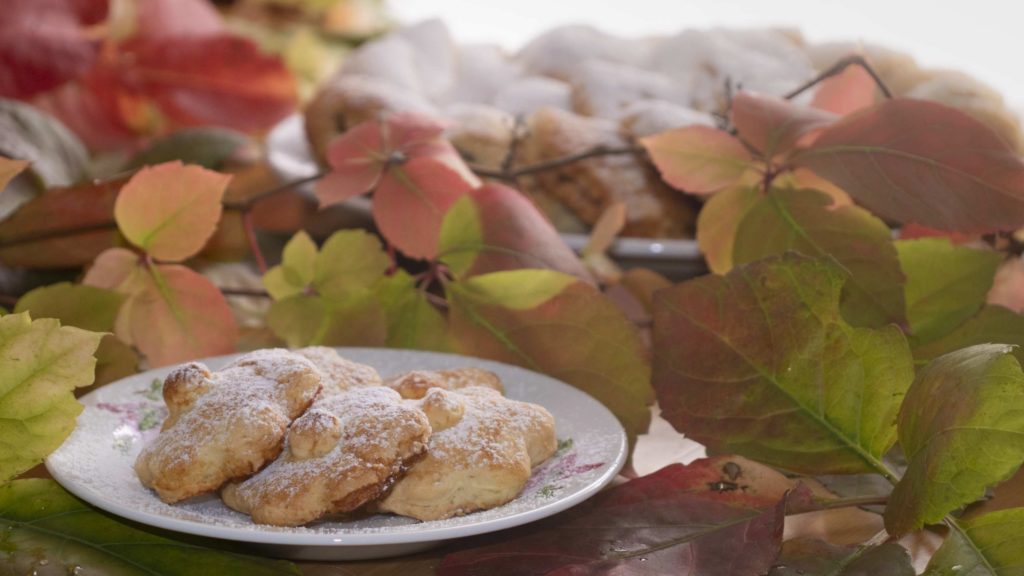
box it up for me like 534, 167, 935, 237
303, 20, 1023, 238
134, 347, 557, 526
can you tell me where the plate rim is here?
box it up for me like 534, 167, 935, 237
46, 347, 627, 548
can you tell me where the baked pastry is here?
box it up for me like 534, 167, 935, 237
384, 367, 504, 399
295, 346, 382, 394
221, 386, 431, 526
134, 349, 322, 503
379, 386, 557, 520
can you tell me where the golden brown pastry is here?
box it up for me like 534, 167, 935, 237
221, 386, 431, 526
134, 350, 322, 503
384, 367, 504, 399
295, 346, 382, 394
380, 386, 557, 521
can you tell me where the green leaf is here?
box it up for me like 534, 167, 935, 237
897, 238, 1003, 345
376, 271, 452, 352
0, 479, 301, 575
267, 290, 387, 348
262, 230, 318, 300
314, 229, 390, 299
924, 511, 1024, 576
14, 282, 124, 332
438, 196, 483, 278
0, 313, 102, 483
770, 539, 915, 576
447, 269, 652, 449
913, 305, 1024, 366
128, 127, 253, 170
885, 344, 1024, 536
732, 187, 906, 328
695, 185, 760, 274
652, 253, 914, 475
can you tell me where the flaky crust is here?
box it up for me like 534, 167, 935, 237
134, 350, 322, 503
384, 367, 504, 399
221, 387, 431, 526
380, 386, 557, 521
295, 346, 382, 394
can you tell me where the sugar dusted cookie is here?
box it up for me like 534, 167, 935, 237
134, 349, 322, 503
295, 346, 382, 395
221, 387, 431, 526
384, 367, 504, 399
380, 386, 557, 521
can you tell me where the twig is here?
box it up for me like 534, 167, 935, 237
470, 145, 644, 180
802, 494, 890, 512
222, 172, 326, 211
0, 220, 117, 249
219, 287, 272, 299
784, 54, 894, 101
241, 210, 267, 274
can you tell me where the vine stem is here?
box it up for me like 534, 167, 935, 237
240, 210, 267, 274
784, 54, 894, 101
222, 172, 325, 211
219, 287, 272, 299
469, 145, 644, 180
801, 494, 890, 512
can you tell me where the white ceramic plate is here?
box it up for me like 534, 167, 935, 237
46, 348, 627, 561
265, 115, 705, 276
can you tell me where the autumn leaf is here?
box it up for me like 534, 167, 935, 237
989, 256, 1024, 313
447, 269, 652, 448
133, 0, 224, 40
114, 161, 231, 262
731, 91, 838, 159
885, 344, 1024, 536
84, 248, 238, 367
641, 125, 754, 194
897, 238, 1003, 345
792, 98, 1024, 233
0, 479, 302, 575
0, 97, 90, 188
438, 463, 788, 576
732, 187, 906, 328
770, 539, 915, 576
0, 176, 120, 268
0, 0, 107, 99
811, 61, 878, 116
652, 253, 914, 475
0, 312, 102, 482
438, 184, 590, 281
695, 185, 760, 274
923, 510, 1024, 576
14, 282, 138, 386
0, 157, 29, 191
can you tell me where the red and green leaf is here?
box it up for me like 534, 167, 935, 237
924, 510, 1024, 576
695, 185, 760, 274
792, 99, 1024, 233
652, 253, 914, 474
811, 62, 878, 116
731, 91, 837, 159
641, 125, 754, 194
771, 539, 915, 576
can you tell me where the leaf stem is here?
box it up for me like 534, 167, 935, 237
784, 54, 894, 101
469, 145, 644, 181
0, 220, 118, 249
240, 210, 267, 274
222, 172, 326, 211
219, 287, 272, 299
801, 494, 890, 512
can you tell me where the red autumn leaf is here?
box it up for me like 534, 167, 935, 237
134, 0, 223, 40
114, 161, 231, 262
811, 61, 878, 116
108, 35, 297, 132
0, 0, 108, 99
438, 183, 591, 281
641, 126, 753, 194
731, 91, 838, 159
438, 463, 787, 576
793, 98, 1024, 233
31, 71, 140, 152
84, 247, 238, 366
898, 222, 978, 244
0, 178, 121, 268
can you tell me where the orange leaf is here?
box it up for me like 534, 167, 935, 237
84, 248, 238, 366
731, 91, 838, 159
0, 158, 29, 191
641, 126, 753, 195
811, 61, 878, 116
114, 161, 231, 261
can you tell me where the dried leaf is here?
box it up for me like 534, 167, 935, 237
447, 269, 652, 449
793, 99, 1024, 233
641, 125, 754, 194
583, 201, 627, 258
0, 479, 302, 575
897, 238, 1003, 345
438, 184, 590, 281
770, 539, 914, 576
695, 185, 760, 274
0, 312, 102, 482
731, 91, 838, 159
84, 248, 238, 367
439, 463, 788, 576
733, 187, 906, 328
811, 62, 879, 116
114, 161, 231, 262
885, 344, 1024, 536
923, 511, 1024, 576
652, 253, 914, 474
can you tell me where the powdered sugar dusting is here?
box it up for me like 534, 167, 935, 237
46, 348, 625, 558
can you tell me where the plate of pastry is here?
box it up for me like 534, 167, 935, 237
46, 347, 627, 561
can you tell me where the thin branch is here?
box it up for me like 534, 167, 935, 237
785, 54, 893, 101
470, 145, 644, 180
801, 494, 890, 512
219, 287, 272, 299
223, 172, 326, 211
241, 210, 267, 274
0, 220, 117, 249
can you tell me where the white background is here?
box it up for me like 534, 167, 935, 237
389, 0, 1024, 109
